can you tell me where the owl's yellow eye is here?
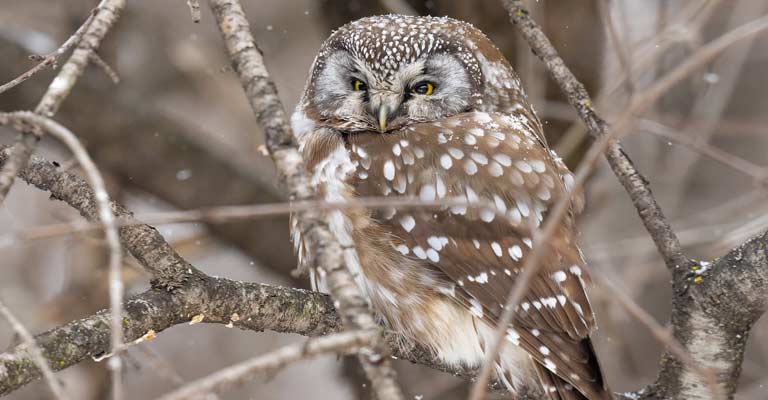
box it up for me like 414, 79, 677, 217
352, 79, 367, 91
412, 82, 434, 95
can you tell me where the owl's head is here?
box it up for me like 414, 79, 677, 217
294, 15, 524, 136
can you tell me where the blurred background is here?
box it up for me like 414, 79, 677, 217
1, 0, 768, 398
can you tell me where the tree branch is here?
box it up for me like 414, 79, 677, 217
0, 0, 126, 204
501, 1, 768, 398
206, 0, 404, 398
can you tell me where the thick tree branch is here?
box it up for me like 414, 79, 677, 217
3, 125, 766, 400
0, 112, 125, 398
0, 146, 200, 289
0, 277, 341, 396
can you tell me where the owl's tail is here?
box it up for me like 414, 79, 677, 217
531, 338, 613, 400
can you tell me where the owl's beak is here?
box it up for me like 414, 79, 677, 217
378, 105, 389, 132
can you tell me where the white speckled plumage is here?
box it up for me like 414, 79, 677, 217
291, 14, 609, 400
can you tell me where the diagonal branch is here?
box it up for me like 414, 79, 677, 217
0, 0, 126, 204
502, 0, 690, 272
155, 330, 376, 400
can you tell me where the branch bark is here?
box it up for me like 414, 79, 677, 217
501, 1, 768, 398
0, 0, 126, 204
206, 0, 404, 398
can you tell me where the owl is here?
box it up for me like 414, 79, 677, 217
290, 15, 611, 400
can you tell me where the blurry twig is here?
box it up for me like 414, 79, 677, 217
379, 0, 417, 16
0, 196, 479, 245
89, 53, 120, 84
0, 8, 96, 95
598, 0, 634, 96
639, 119, 768, 187
0, 112, 124, 400
0, 0, 126, 206
186, 0, 202, 23
154, 330, 375, 400
471, 2, 768, 398
206, 0, 405, 398
584, 265, 720, 397
0, 297, 69, 400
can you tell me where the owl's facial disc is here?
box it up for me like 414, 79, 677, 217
312, 51, 474, 133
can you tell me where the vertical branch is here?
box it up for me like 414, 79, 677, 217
205, 1, 404, 398
0, 0, 126, 204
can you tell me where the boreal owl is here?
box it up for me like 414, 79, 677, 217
290, 14, 611, 400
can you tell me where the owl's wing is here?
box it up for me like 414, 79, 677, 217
346, 111, 607, 398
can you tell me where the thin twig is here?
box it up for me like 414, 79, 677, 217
584, 265, 721, 397
598, 0, 635, 96
0, 196, 484, 245
0, 0, 126, 205
0, 112, 124, 400
206, 1, 404, 398
0, 297, 69, 400
154, 330, 375, 400
470, 3, 768, 398
186, 0, 202, 23
638, 119, 768, 186
89, 52, 120, 84
0, 8, 97, 95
